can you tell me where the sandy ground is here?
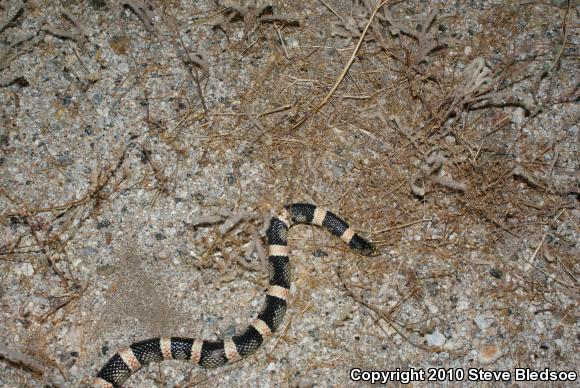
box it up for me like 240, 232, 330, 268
0, 1, 578, 387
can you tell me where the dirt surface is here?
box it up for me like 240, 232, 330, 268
0, 0, 578, 387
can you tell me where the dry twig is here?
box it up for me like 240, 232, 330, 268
0, 343, 46, 376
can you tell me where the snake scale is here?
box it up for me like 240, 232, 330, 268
94, 203, 378, 387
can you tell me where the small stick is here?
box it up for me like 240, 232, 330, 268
373, 218, 431, 235
524, 231, 547, 274
256, 104, 293, 118
319, 0, 345, 22
0, 343, 46, 376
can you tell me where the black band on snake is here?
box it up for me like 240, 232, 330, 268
94, 203, 378, 387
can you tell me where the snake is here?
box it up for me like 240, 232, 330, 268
94, 203, 378, 387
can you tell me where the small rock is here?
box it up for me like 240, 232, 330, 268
424, 297, 439, 314
443, 338, 462, 351
21, 263, 34, 277
543, 243, 555, 262
266, 362, 277, 372
511, 107, 526, 124
290, 283, 297, 294
478, 344, 501, 364
475, 314, 491, 330
425, 329, 446, 347
118, 61, 129, 73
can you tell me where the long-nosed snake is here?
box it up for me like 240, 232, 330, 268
94, 203, 378, 387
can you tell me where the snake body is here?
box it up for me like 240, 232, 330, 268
94, 203, 377, 387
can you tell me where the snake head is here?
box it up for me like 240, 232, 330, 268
349, 234, 380, 256
362, 242, 380, 257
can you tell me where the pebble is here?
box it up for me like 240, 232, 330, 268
425, 329, 446, 347
474, 314, 491, 330
478, 344, 501, 364
67, 326, 81, 351
20, 263, 34, 277
424, 297, 439, 314
511, 107, 526, 124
